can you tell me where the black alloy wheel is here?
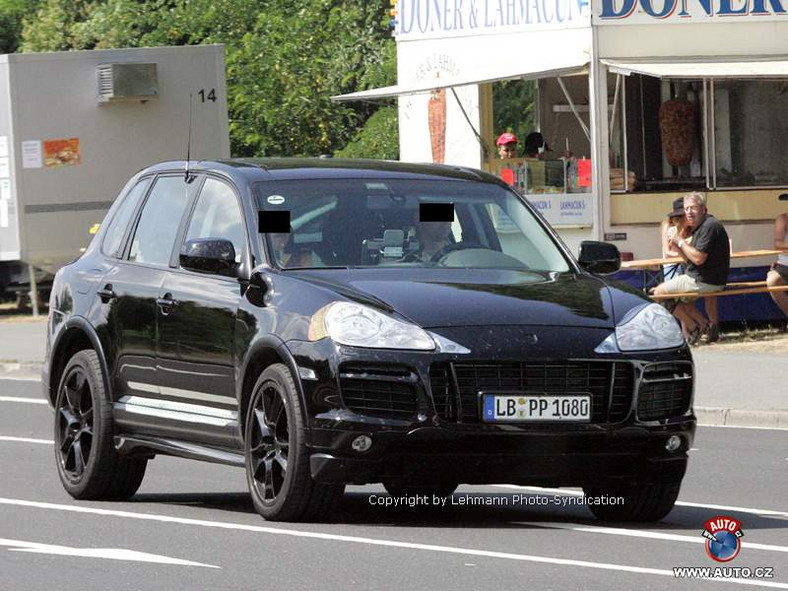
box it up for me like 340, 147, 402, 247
54, 350, 147, 500
57, 363, 95, 482
245, 364, 343, 522
248, 381, 290, 505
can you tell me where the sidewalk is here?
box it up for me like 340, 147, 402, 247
1, 319, 786, 428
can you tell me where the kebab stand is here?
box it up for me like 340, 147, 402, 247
334, 0, 788, 321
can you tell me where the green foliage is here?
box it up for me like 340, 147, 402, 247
227, 0, 394, 156
0, 0, 39, 53
493, 80, 537, 152
335, 106, 398, 160
18, 0, 397, 158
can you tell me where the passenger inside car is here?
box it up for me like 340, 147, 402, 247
268, 232, 323, 268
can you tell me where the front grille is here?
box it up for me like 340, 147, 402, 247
429, 361, 633, 424
637, 362, 693, 421
610, 362, 635, 421
339, 364, 418, 420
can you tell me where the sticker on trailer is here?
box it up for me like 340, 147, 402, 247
21, 140, 42, 169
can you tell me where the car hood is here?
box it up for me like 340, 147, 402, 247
291, 268, 619, 329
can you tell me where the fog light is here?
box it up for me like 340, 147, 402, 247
665, 435, 682, 453
417, 413, 427, 422
351, 435, 372, 453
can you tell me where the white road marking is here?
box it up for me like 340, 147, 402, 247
521, 522, 788, 554
698, 424, 788, 432
0, 497, 785, 589
0, 396, 47, 404
493, 486, 788, 518
0, 377, 41, 383
0, 538, 219, 568
0, 436, 53, 445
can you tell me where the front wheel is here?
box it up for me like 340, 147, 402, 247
583, 481, 681, 522
244, 364, 343, 522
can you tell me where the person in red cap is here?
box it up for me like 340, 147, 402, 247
496, 132, 518, 159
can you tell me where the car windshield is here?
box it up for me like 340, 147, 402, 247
253, 178, 571, 272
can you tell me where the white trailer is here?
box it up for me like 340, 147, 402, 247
0, 44, 230, 286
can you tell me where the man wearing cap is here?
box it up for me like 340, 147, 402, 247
496, 132, 518, 159
652, 192, 730, 343
766, 194, 788, 320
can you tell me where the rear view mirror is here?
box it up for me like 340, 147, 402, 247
180, 238, 237, 277
578, 241, 621, 275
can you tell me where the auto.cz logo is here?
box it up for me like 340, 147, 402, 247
702, 515, 743, 562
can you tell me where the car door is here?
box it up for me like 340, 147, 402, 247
103, 174, 199, 410
156, 176, 248, 446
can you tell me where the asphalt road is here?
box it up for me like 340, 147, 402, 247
1, 377, 786, 591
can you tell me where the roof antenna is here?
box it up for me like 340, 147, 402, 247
185, 93, 194, 183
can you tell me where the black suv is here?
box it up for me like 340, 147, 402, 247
44, 159, 695, 522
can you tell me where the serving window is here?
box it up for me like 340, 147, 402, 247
609, 74, 788, 193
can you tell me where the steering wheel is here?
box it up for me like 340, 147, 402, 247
429, 242, 482, 263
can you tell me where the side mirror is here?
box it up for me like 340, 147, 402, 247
180, 238, 237, 276
578, 241, 621, 275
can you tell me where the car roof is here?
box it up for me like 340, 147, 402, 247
141, 158, 509, 187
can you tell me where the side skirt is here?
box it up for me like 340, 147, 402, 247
114, 435, 245, 468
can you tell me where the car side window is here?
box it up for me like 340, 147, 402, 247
102, 178, 151, 258
184, 178, 246, 265
128, 176, 192, 266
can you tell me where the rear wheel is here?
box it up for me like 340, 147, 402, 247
244, 363, 343, 522
53, 350, 147, 500
583, 481, 681, 522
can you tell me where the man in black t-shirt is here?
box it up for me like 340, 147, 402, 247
653, 192, 730, 343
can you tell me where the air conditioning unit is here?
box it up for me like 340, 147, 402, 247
97, 63, 158, 104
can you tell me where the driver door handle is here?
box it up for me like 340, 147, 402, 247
97, 285, 116, 303
156, 293, 180, 314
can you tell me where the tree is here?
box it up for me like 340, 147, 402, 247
0, 0, 39, 53
335, 105, 398, 160
493, 79, 537, 151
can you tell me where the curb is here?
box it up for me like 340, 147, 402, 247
0, 362, 43, 381
695, 406, 788, 429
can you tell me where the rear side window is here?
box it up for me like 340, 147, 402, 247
102, 178, 151, 258
128, 176, 192, 266
184, 178, 246, 264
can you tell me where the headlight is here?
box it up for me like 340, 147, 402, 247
308, 301, 435, 350
596, 303, 684, 352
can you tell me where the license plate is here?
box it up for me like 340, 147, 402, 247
482, 394, 591, 422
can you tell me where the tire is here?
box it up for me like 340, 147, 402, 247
244, 363, 344, 522
583, 481, 681, 522
382, 479, 458, 498
53, 349, 147, 500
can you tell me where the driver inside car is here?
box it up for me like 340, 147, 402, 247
403, 217, 454, 262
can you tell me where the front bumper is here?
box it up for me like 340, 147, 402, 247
308, 424, 693, 487
287, 327, 695, 488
